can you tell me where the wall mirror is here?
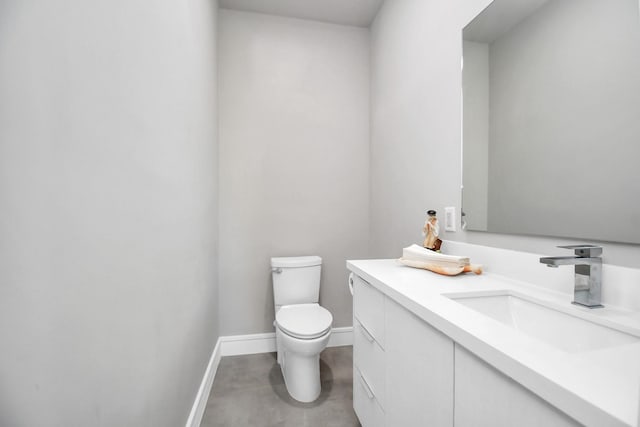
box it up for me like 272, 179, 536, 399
462, 0, 640, 243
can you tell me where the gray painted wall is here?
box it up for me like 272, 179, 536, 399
370, 0, 640, 268
370, 0, 482, 257
0, 1, 219, 426
218, 10, 370, 335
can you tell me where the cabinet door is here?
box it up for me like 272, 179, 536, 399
454, 345, 580, 427
353, 275, 385, 348
354, 367, 385, 427
354, 318, 386, 408
385, 298, 454, 426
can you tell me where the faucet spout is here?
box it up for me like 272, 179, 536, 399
540, 256, 601, 266
539, 245, 604, 309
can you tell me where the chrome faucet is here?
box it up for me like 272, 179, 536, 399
540, 245, 604, 308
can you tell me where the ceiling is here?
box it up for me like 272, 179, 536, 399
219, 0, 385, 27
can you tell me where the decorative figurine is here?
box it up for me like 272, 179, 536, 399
422, 210, 442, 252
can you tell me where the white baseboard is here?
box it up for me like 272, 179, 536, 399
220, 332, 277, 356
220, 326, 353, 356
185, 338, 222, 427
186, 326, 353, 427
327, 326, 353, 347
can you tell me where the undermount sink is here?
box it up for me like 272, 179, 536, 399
446, 292, 640, 353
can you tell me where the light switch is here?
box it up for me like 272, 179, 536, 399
445, 207, 456, 232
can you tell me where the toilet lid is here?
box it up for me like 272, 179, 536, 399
276, 304, 333, 339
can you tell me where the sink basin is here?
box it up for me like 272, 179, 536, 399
447, 292, 640, 353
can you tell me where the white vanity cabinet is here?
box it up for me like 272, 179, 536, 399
454, 345, 580, 427
348, 255, 640, 427
352, 275, 385, 427
351, 271, 581, 427
385, 297, 454, 426
352, 274, 455, 427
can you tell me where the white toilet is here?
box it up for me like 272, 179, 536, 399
271, 255, 333, 403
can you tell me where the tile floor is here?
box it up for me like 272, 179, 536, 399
201, 346, 360, 427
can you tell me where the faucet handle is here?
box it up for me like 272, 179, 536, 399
557, 244, 602, 257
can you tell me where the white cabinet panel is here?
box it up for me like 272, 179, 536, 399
353, 275, 385, 348
353, 274, 387, 427
454, 345, 580, 427
385, 297, 454, 427
354, 367, 385, 427
354, 318, 386, 408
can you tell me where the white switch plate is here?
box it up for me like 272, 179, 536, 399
444, 207, 456, 232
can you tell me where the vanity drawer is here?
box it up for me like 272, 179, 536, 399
353, 318, 386, 408
353, 275, 385, 348
354, 367, 385, 427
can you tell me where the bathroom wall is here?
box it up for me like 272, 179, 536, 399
218, 9, 370, 335
370, 0, 640, 268
370, 0, 482, 257
0, 1, 219, 426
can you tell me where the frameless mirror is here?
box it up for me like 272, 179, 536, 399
462, 0, 640, 243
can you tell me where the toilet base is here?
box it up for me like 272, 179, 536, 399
281, 352, 321, 402
276, 326, 331, 403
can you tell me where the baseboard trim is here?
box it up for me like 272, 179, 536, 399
220, 332, 277, 356
327, 326, 353, 347
186, 326, 353, 426
185, 338, 222, 427
220, 326, 353, 356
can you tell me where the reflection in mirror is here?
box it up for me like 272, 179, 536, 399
462, 0, 640, 243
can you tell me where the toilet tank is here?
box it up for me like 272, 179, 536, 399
271, 256, 322, 308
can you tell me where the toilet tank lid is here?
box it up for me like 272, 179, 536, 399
271, 256, 322, 268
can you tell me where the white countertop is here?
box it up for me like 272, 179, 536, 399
347, 258, 640, 427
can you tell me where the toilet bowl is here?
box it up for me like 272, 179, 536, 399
275, 303, 332, 402
271, 256, 333, 402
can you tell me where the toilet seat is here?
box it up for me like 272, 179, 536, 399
276, 304, 332, 340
